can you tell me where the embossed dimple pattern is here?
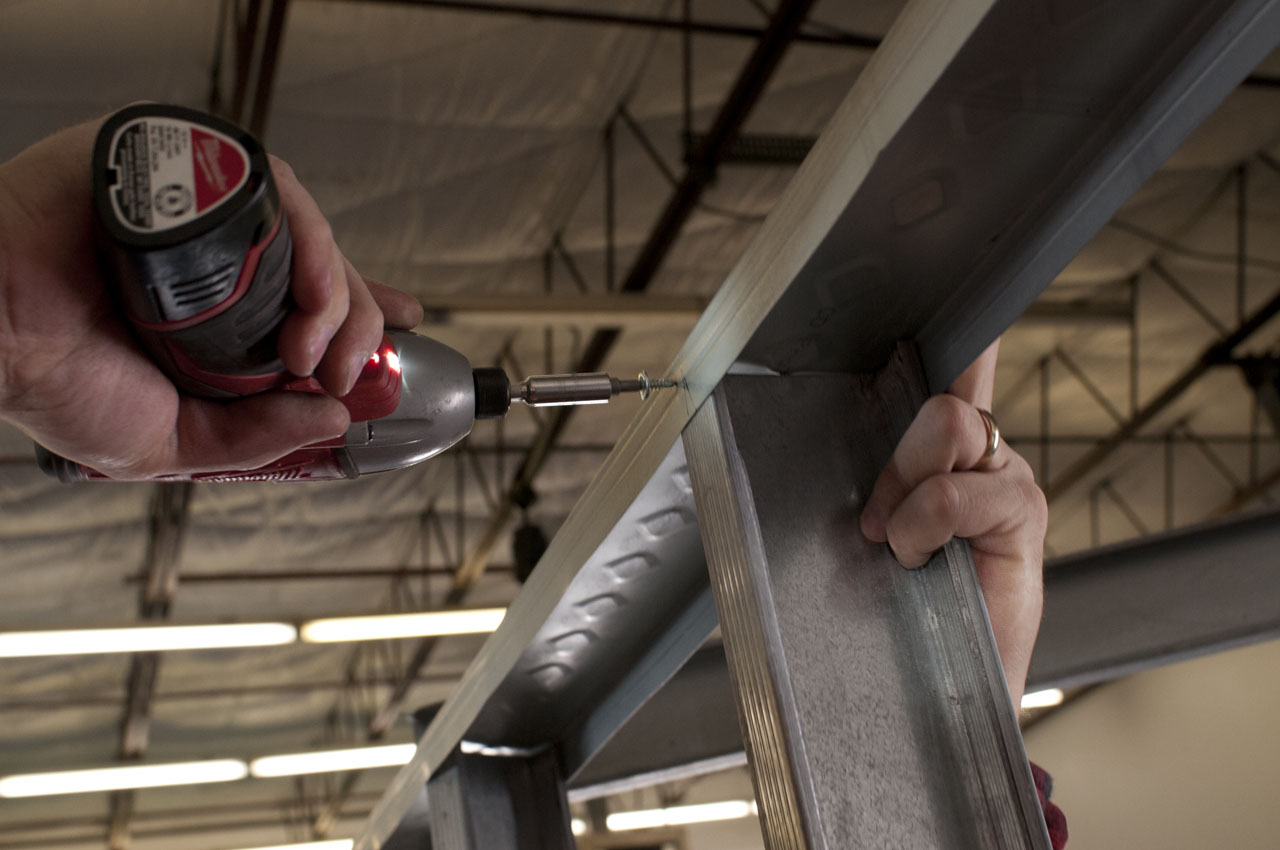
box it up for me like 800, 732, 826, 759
638, 507, 694, 539
892, 177, 946, 227
574, 593, 623, 620
604, 552, 657, 581
529, 662, 572, 689
548, 630, 595, 653
490, 443, 710, 745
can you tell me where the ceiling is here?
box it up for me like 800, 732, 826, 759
0, 1, 1278, 848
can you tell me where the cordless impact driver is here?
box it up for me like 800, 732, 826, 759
36, 104, 672, 483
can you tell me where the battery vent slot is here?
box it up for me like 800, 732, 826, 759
155, 265, 237, 321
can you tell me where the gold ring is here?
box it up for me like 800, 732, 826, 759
977, 408, 1001, 460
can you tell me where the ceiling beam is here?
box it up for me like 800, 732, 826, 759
107, 482, 192, 850
250, 0, 291, 138
0, 671, 464, 713
418, 293, 709, 330
124, 564, 516, 584
311, 0, 879, 48
1212, 464, 1280, 516
6, 791, 385, 832
1030, 506, 1280, 689
1019, 298, 1134, 325
415, 291, 1131, 329
314, 0, 1280, 96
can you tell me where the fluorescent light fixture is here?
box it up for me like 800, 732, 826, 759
0, 610, 507, 658
250, 743, 417, 778
606, 800, 758, 831
231, 842, 353, 850
1021, 688, 1065, 710
0, 623, 296, 658
571, 818, 587, 836
0, 759, 248, 798
300, 608, 506, 643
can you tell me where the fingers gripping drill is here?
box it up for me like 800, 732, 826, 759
35, 104, 675, 483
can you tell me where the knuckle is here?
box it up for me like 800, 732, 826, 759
885, 537, 927, 569
924, 394, 971, 445
1022, 479, 1049, 530
269, 154, 295, 181
917, 475, 962, 528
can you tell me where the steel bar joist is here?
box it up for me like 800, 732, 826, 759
358, 0, 1280, 847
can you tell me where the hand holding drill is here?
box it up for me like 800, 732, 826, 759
0, 105, 669, 483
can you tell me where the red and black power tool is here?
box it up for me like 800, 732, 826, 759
36, 104, 671, 483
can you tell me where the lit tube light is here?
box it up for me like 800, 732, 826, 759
1020, 688, 1065, 710
300, 609, 505, 643
250, 743, 417, 778
0, 623, 297, 658
606, 800, 758, 831
0, 759, 248, 798
232, 842, 354, 850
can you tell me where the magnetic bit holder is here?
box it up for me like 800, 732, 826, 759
512, 371, 677, 407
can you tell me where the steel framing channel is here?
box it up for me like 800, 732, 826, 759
685, 362, 1047, 849
330, 0, 881, 48
460, 439, 711, 769
427, 748, 575, 849
357, 0, 1280, 844
1028, 506, 1280, 691
565, 646, 744, 801
739, 0, 1280, 388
